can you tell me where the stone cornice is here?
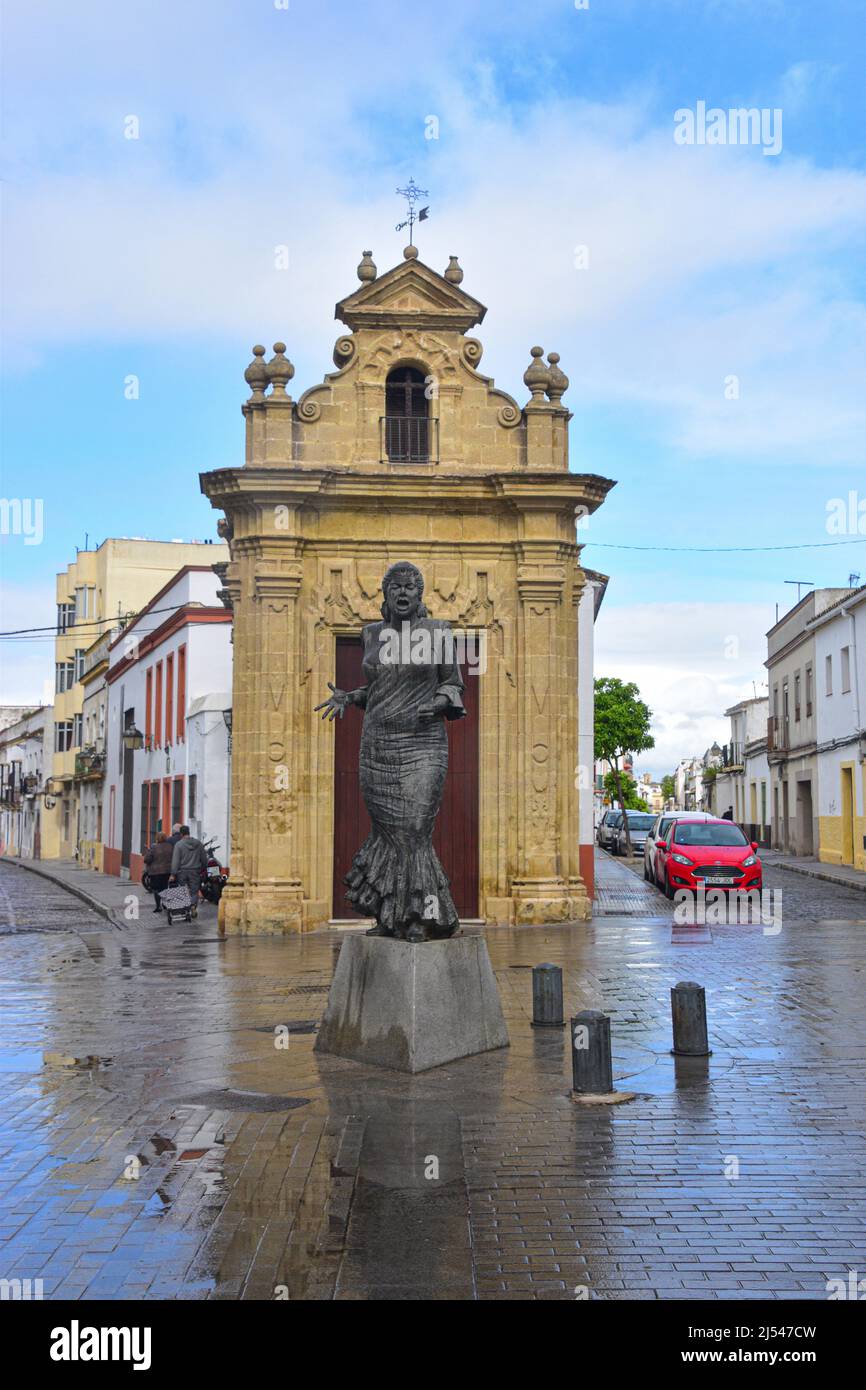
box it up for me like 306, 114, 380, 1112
201, 466, 615, 517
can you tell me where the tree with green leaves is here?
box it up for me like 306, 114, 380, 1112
603, 770, 648, 811
595, 676, 655, 857
661, 774, 676, 806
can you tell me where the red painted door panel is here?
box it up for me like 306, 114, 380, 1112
331, 635, 479, 918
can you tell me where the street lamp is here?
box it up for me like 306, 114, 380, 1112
121, 725, 144, 751
222, 708, 233, 755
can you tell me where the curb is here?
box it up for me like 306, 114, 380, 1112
766, 859, 866, 895
4, 857, 127, 928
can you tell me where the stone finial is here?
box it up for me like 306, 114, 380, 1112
244, 345, 268, 400
444, 255, 463, 284
403, 244, 419, 260
266, 342, 294, 397
546, 352, 569, 403
357, 250, 377, 282
523, 345, 550, 401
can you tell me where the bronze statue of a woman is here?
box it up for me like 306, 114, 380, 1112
315, 562, 465, 943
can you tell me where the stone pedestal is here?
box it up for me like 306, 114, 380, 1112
315, 933, 509, 1073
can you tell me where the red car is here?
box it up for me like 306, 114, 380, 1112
656, 817, 762, 898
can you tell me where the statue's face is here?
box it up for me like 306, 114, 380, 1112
386, 572, 421, 620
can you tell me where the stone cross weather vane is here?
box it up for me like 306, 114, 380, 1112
395, 178, 429, 246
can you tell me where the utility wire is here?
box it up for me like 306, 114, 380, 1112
0, 601, 211, 639
2, 536, 863, 637
583, 538, 866, 553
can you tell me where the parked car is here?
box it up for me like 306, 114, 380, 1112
644, 810, 716, 886
597, 810, 623, 851
613, 811, 657, 857
656, 817, 762, 899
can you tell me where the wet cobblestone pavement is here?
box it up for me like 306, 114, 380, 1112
1, 856, 865, 1300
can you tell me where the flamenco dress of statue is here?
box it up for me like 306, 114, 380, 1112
344, 608, 465, 940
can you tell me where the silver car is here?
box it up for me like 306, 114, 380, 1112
613, 811, 657, 857
597, 810, 623, 851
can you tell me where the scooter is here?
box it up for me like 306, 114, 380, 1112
200, 837, 228, 904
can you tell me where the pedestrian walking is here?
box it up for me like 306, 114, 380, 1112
143, 832, 174, 914
169, 825, 207, 917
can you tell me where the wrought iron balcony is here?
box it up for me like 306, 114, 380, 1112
767, 715, 789, 753
74, 747, 106, 780
721, 741, 745, 768
380, 416, 438, 465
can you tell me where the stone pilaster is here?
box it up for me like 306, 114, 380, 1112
508, 550, 589, 924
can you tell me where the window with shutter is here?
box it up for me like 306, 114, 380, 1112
384, 366, 429, 463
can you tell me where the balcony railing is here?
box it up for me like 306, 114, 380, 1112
380, 416, 439, 464
721, 742, 744, 768
767, 715, 789, 752
74, 747, 106, 780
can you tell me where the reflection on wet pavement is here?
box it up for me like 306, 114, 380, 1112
1, 860, 865, 1299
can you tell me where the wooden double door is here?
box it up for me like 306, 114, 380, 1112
331, 636, 479, 918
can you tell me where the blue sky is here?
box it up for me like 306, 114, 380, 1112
2, 0, 865, 774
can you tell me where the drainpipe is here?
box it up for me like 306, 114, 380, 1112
840, 599, 863, 759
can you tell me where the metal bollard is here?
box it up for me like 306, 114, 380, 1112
531, 963, 565, 1028
670, 981, 712, 1057
571, 1010, 613, 1094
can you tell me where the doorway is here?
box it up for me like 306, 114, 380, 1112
795, 779, 813, 855
841, 766, 855, 865
120, 708, 135, 870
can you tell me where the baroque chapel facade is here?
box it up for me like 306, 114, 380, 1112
201, 245, 614, 933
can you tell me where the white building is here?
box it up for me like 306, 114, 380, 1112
103, 566, 233, 881
766, 587, 852, 854
674, 758, 691, 809
808, 583, 866, 871
711, 695, 769, 842
0, 705, 54, 859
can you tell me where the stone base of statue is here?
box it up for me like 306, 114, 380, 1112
315, 933, 510, 1074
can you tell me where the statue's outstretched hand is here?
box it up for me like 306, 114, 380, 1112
315, 682, 351, 721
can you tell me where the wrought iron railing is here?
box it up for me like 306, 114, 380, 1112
721, 742, 744, 767
767, 716, 789, 752
380, 416, 438, 464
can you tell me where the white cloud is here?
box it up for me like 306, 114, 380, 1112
779, 61, 841, 116
595, 600, 771, 776
4, 81, 865, 465
2, 0, 864, 474
0, 582, 57, 706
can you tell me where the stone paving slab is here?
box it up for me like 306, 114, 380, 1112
1, 857, 866, 1300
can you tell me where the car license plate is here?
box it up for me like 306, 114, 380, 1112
711, 876, 735, 885
207, 866, 220, 877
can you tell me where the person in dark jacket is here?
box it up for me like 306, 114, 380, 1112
144, 832, 174, 913
170, 826, 207, 915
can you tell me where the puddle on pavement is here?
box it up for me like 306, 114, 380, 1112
251, 1021, 317, 1035
182, 1088, 311, 1112
0, 1048, 44, 1072
620, 1053, 725, 1094
144, 1188, 172, 1215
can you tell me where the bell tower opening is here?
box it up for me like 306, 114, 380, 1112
384, 366, 429, 463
